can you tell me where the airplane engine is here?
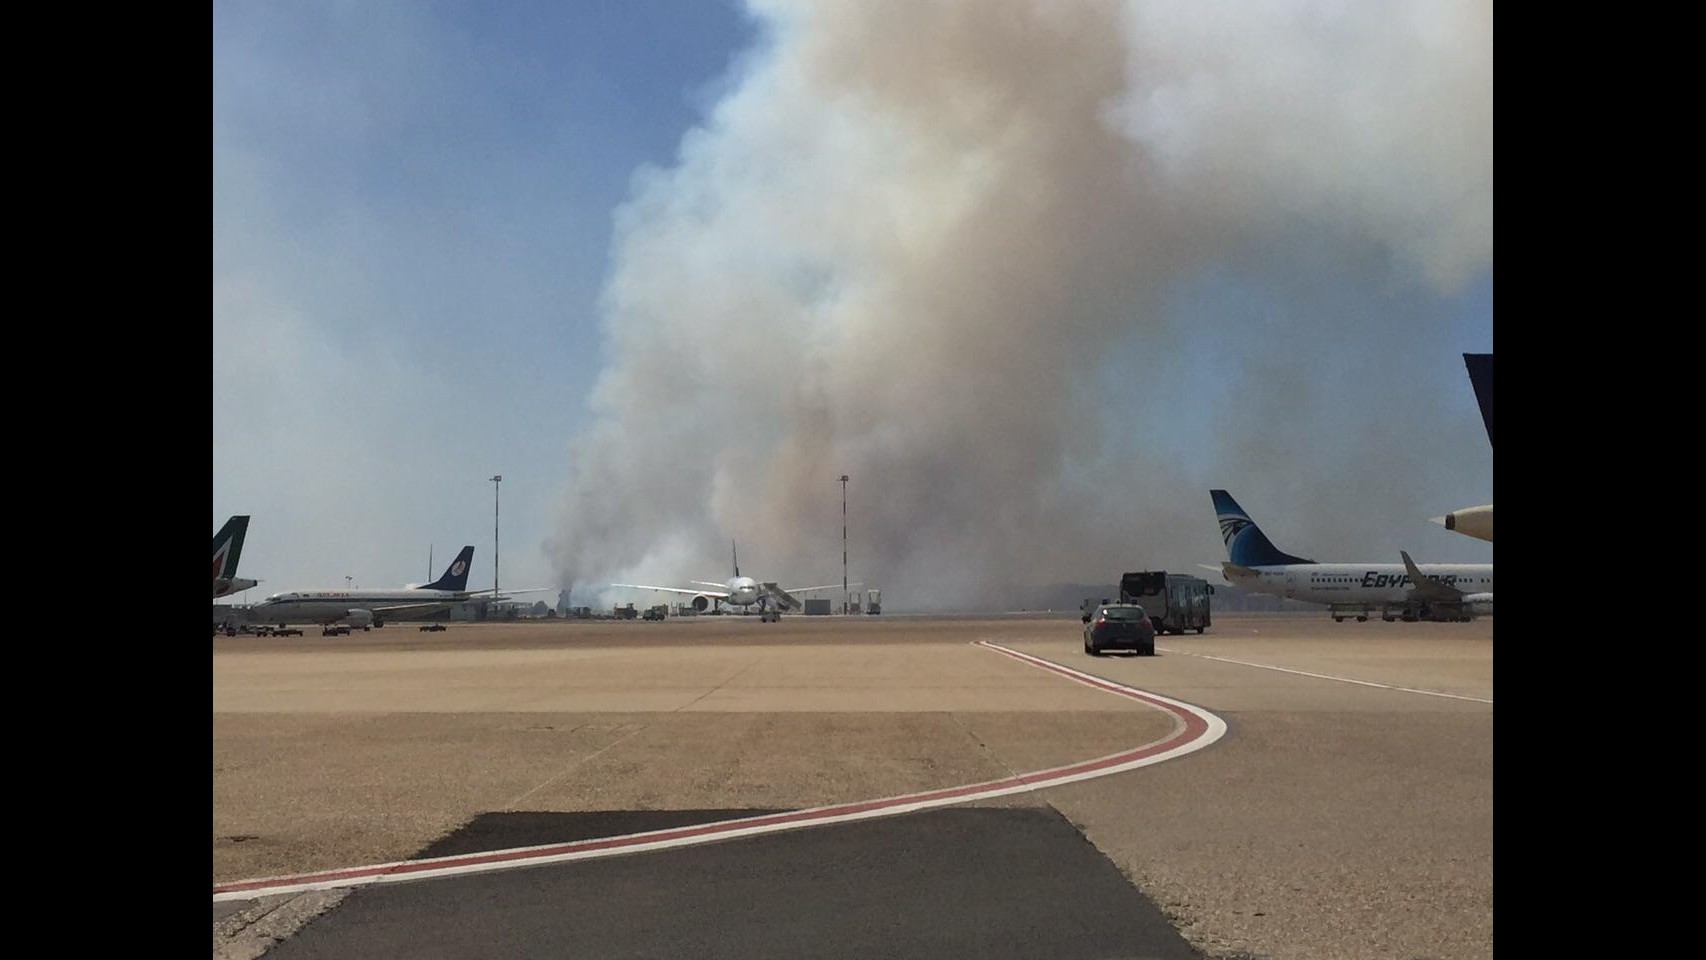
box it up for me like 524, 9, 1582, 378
1442, 504, 1493, 542
691, 595, 711, 613
344, 609, 375, 628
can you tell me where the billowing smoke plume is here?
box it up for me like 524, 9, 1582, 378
548, 0, 1492, 609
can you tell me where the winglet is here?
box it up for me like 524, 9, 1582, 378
1400, 550, 1462, 601
1399, 550, 1424, 581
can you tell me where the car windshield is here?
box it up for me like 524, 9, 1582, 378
1101, 606, 1145, 620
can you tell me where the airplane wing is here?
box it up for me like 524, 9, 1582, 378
1399, 551, 1464, 601
612, 582, 731, 599
371, 600, 458, 614
782, 581, 862, 593
690, 580, 730, 589
1209, 562, 1261, 580
463, 587, 557, 597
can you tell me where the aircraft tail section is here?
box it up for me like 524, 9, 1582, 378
731, 541, 740, 578
423, 545, 475, 592
213, 515, 250, 582
1464, 353, 1492, 446
1210, 490, 1314, 567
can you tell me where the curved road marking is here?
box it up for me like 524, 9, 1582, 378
1159, 647, 1493, 704
213, 639, 1226, 902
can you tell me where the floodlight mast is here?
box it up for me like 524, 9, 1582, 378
839, 475, 849, 614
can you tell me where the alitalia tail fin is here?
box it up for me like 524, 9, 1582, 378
213, 515, 250, 582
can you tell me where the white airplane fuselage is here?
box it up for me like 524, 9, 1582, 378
612, 543, 849, 616
1224, 562, 1494, 607
251, 588, 469, 625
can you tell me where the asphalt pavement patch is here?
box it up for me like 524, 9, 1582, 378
262, 806, 1200, 959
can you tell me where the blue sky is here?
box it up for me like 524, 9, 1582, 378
214, 1, 758, 599
214, 2, 1491, 610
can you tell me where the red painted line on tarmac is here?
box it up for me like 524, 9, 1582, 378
214, 639, 1224, 900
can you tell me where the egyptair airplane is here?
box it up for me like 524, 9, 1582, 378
1205, 489, 1492, 617
250, 545, 553, 631
213, 515, 259, 598
613, 543, 857, 622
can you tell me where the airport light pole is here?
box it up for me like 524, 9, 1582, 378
839, 474, 849, 614
490, 475, 502, 599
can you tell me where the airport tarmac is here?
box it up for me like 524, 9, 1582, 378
213, 613, 1492, 959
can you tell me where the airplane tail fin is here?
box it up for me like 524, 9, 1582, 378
423, 545, 475, 591
1210, 490, 1314, 567
732, 541, 740, 578
1464, 353, 1492, 447
213, 515, 251, 581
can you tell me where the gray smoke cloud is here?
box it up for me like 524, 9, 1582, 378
547, 0, 1492, 610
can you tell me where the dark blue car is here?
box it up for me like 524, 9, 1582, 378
1083, 604, 1156, 656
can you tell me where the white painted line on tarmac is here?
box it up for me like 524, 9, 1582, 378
1158, 648, 1493, 704
213, 640, 1226, 902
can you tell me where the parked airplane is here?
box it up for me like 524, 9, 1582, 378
1207, 489, 1492, 617
213, 515, 258, 598
613, 543, 856, 622
1433, 353, 1493, 542
249, 546, 552, 631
